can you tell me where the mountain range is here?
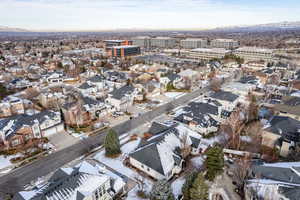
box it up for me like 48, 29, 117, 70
1, 21, 300, 32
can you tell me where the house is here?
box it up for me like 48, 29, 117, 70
159, 73, 182, 89
209, 90, 240, 111
274, 96, 300, 120
87, 74, 107, 91
13, 161, 126, 200
82, 96, 114, 119
173, 101, 222, 134
0, 96, 25, 118
129, 122, 202, 180
61, 101, 92, 127
0, 110, 63, 149
103, 70, 128, 89
245, 161, 300, 200
106, 84, 138, 111
262, 115, 300, 157
78, 82, 98, 96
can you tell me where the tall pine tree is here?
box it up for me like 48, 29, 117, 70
205, 146, 224, 181
104, 129, 121, 157
189, 173, 209, 200
182, 172, 198, 200
150, 179, 174, 200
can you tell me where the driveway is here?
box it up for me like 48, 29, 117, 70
48, 131, 80, 150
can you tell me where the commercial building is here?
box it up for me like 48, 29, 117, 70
110, 45, 141, 57
151, 37, 176, 48
234, 47, 274, 61
186, 48, 231, 60
132, 36, 151, 48
210, 39, 239, 49
103, 40, 133, 55
180, 38, 208, 49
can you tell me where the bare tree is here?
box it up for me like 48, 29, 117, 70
180, 131, 191, 159
134, 175, 147, 197
226, 108, 245, 150
232, 157, 252, 196
210, 78, 221, 92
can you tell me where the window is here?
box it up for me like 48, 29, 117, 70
147, 167, 150, 171
11, 139, 20, 146
141, 165, 144, 168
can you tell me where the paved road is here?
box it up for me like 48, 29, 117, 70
0, 86, 209, 196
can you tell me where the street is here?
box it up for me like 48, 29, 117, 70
0, 86, 210, 196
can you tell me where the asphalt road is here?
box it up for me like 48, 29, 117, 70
0, 86, 209, 196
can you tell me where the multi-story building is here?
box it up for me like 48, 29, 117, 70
103, 40, 133, 55
234, 47, 274, 61
110, 45, 141, 57
132, 36, 152, 49
186, 48, 231, 60
180, 38, 208, 49
210, 39, 239, 49
150, 37, 176, 48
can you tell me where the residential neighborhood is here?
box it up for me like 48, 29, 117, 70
1, 19, 300, 200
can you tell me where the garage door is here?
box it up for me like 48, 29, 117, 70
43, 124, 65, 137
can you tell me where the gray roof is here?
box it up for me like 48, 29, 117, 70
109, 84, 135, 100
265, 116, 300, 142
88, 75, 105, 83
174, 102, 219, 128
210, 90, 239, 102
250, 162, 300, 200
13, 162, 111, 200
0, 110, 59, 140
78, 82, 94, 90
130, 143, 165, 175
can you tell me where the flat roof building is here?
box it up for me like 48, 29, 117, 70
110, 45, 141, 57
151, 37, 176, 48
132, 36, 152, 49
210, 39, 240, 49
180, 38, 208, 49
187, 48, 231, 60
234, 47, 274, 61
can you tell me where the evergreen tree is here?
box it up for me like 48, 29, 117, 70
150, 179, 174, 200
104, 129, 121, 157
205, 146, 224, 181
182, 172, 197, 200
189, 173, 209, 200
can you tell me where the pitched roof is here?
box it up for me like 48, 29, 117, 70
109, 84, 135, 100
265, 116, 300, 142
210, 90, 239, 102
0, 110, 59, 140
14, 161, 119, 200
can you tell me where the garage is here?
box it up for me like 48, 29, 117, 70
42, 123, 65, 137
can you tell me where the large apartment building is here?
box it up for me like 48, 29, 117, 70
180, 38, 208, 49
234, 47, 274, 61
186, 48, 231, 60
150, 37, 176, 48
210, 39, 240, 49
110, 45, 141, 57
132, 36, 151, 48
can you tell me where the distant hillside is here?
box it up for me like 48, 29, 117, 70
0, 26, 29, 32
211, 21, 300, 32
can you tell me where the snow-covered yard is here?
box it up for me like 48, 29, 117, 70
191, 155, 205, 169
0, 153, 22, 173
94, 138, 141, 179
164, 92, 186, 99
171, 177, 186, 198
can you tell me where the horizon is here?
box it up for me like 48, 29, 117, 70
1, 0, 300, 31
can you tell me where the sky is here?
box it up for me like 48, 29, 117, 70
1, 0, 300, 31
